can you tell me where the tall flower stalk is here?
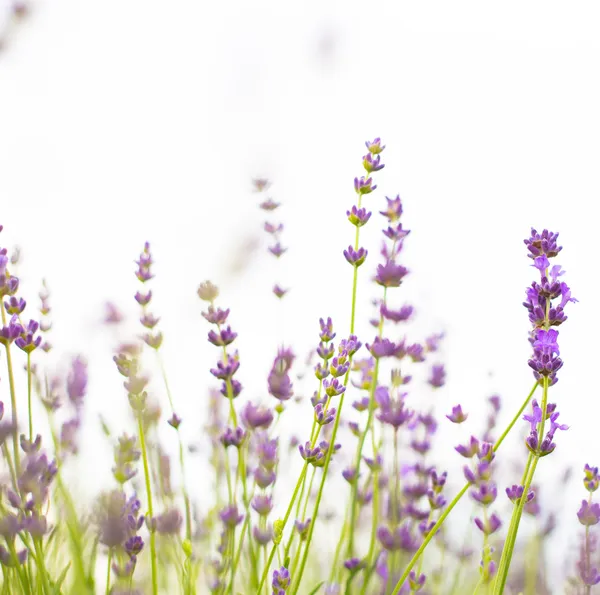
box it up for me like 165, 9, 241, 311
493, 230, 574, 593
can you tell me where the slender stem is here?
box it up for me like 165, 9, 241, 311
157, 354, 193, 543
347, 358, 380, 559
26, 352, 33, 442
585, 492, 592, 595
105, 549, 113, 595
390, 382, 538, 593
137, 414, 158, 595
1, 302, 20, 474
256, 465, 308, 593
494, 377, 548, 594
34, 538, 51, 595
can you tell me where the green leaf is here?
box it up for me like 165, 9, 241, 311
308, 581, 325, 595
54, 561, 71, 594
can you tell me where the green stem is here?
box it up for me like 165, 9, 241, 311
494, 377, 548, 594
390, 382, 538, 593
1, 302, 20, 474
137, 414, 158, 595
105, 549, 112, 595
256, 465, 308, 593
27, 352, 33, 442
33, 538, 51, 595
157, 354, 193, 543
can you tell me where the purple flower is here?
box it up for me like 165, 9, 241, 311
584, 464, 600, 492
314, 403, 336, 426
505, 485, 535, 504
524, 228, 561, 259
375, 261, 408, 287
0, 545, 27, 567
367, 337, 403, 358
268, 243, 287, 258
124, 535, 144, 557
207, 327, 237, 347
354, 176, 377, 195
347, 206, 372, 227
363, 152, 385, 173
272, 566, 291, 595
446, 405, 467, 423
455, 436, 480, 458
219, 505, 243, 529
273, 285, 288, 298
323, 378, 346, 397
343, 245, 368, 268
220, 426, 245, 448
251, 494, 273, 517
294, 518, 311, 540
256, 433, 278, 470
377, 524, 418, 552
253, 525, 273, 545
210, 352, 240, 380
408, 571, 426, 592
67, 356, 87, 408
344, 557, 366, 573
319, 317, 335, 342
474, 512, 501, 535
470, 482, 498, 505
4, 296, 26, 314
365, 138, 385, 154
0, 315, 22, 346
134, 290, 152, 306
241, 402, 274, 430
578, 500, 600, 526
380, 303, 413, 323
428, 364, 446, 388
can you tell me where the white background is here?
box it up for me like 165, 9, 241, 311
1, 0, 599, 586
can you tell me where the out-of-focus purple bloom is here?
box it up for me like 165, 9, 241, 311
377, 523, 418, 553
153, 509, 182, 535
367, 337, 403, 358
578, 500, 600, 526
273, 285, 288, 299
219, 505, 243, 529
210, 352, 240, 381
268, 347, 295, 401
253, 525, 273, 545
375, 261, 408, 287
268, 243, 287, 258
380, 303, 413, 323
208, 327, 237, 347
241, 402, 274, 430
67, 356, 87, 409
377, 391, 413, 429
0, 545, 27, 567
455, 436, 480, 458
134, 290, 152, 306
220, 426, 245, 449
251, 494, 273, 517
446, 405, 467, 423
428, 364, 446, 388
294, 518, 311, 541
470, 483, 498, 505
505, 485, 535, 504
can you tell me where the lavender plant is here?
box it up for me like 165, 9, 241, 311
0, 140, 588, 595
